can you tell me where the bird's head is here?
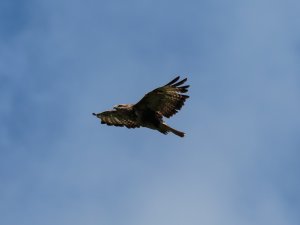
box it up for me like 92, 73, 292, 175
113, 104, 131, 110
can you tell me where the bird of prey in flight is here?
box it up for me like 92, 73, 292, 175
93, 76, 189, 137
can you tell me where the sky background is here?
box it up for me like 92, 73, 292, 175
1, 0, 300, 224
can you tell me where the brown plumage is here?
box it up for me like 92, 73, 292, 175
93, 76, 189, 137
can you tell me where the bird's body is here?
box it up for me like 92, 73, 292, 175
93, 76, 189, 137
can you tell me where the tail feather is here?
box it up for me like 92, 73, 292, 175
160, 123, 185, 137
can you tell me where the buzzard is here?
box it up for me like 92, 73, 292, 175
93, 76, 189, 137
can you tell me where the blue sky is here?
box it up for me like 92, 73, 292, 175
1, 0, 300, 224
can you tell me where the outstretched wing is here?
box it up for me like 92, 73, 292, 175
93, 110, 140, 128
134, 76, 189, 118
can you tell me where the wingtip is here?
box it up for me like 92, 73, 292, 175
172, 77, 188, 87
165, 76, 180, 86
92, 113, 97, 116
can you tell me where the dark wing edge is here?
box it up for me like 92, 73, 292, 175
162, 76, 189, 117
92, 110, 140, 129
134, 76, 190, 118
164, 76, 180, 86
